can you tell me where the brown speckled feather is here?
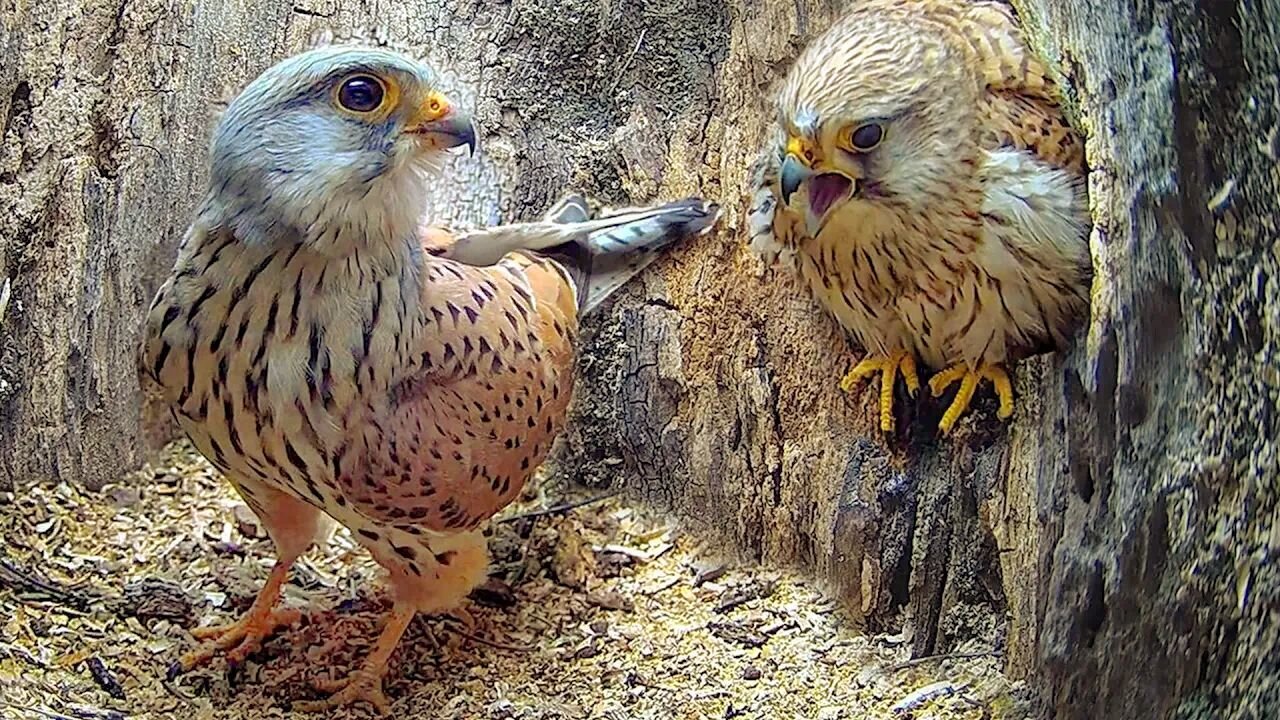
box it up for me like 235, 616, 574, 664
979, 90, 1085, 175
332, 250, 577, 533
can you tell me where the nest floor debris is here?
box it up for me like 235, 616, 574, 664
1, 441, 1030, 719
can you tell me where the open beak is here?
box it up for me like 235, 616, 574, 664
408, 91, 478, 156
779, 137, 857, 235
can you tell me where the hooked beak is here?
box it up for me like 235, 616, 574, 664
780, 155, 813, 204
408, 91, 478, 156
780, 136, 855, 235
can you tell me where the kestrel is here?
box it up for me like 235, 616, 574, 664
748, 0, 1092, 433
140, 46, 716, 712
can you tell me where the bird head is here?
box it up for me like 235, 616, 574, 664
206, 46, 477, 255
773, 8, 981, 237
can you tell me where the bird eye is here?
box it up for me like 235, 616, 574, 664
337, 75, 387, 113
848, 123, 885, 151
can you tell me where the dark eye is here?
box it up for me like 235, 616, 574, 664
337, 75, 386, 113
849, 123, 884, 151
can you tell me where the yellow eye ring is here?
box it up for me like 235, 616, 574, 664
844, 122, 885, 152
334, 73, 394, 116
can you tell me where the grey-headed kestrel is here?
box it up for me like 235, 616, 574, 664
748, 0, 1092, 434
140, 46, 717, 712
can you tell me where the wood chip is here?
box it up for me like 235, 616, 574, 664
708, 621, 768, 648
714, 579, 776, 614
120, 577, 199, 625
232, 505, 263, 539
693, 560, 728, 586
598, 543, 654, 562
0, 439, 1019, 719
85, 657, 126, 700
891, 681, 961, 714
593, 550, 636, 578
586, 590, 634, 612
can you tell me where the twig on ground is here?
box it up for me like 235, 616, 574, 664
444, 624, 534, 653
887, 650, 996, 672
0, 559, 104, 611
891, 681, 963, 714
497, 492, 621, 524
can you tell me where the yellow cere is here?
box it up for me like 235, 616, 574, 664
786, 135, 818, 166
412, 90, 452, 126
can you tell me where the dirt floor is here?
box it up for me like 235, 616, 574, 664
0, 441, 1031, 720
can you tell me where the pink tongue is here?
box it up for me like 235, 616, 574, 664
809, 173, 853, 218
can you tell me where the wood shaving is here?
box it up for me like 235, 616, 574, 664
1, 440, 1032, 719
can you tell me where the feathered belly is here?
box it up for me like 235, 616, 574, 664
797, 249, 903, 355
145, 270, 417, 517
161, 317, 369, 514
898, 250, 1089, 369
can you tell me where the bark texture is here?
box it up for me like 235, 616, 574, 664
1, 0, 1276, 717
1009, 1, 1280, 716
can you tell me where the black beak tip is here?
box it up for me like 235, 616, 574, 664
430, 114, 478, 157
463, 115, 480, 157
779, 156, 808, 205
780, 180, 798, 204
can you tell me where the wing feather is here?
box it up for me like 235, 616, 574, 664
979, 89, 1084, 175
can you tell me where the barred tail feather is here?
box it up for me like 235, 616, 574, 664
446, 195, 719, 315
564, 197, 718, 314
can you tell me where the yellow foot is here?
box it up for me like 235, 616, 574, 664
928, 362, 1015, 434
839, 350, 921, 432
295, 669, 392, 715
169, 560, 301, 677
175, 607, 303, 672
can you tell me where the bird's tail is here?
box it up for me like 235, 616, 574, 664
447, 194, 719, 314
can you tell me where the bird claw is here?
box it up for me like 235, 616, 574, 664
928, 362, 1015, 434
294, 600, 415, 715
296, 669, 392, 716
839, 350, 920, 432
177, 607, 303, 672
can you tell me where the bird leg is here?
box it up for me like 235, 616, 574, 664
175, 560, 302, 673
928, 362, 1015, 434
839, 350, 921, 432
294, 600, 416, 715
442, 605, 477, 633
415, 606, 476, 652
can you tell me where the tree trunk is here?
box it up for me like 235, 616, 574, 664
1006, 1, 1280, 717
2, 0, 1276, 717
